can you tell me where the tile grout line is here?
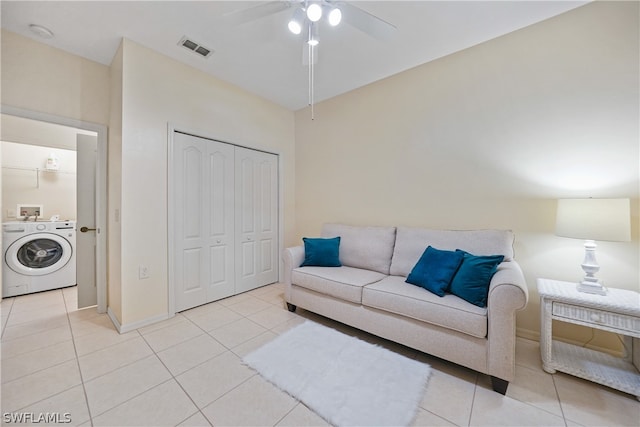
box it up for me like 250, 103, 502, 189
508, 364, 571, 423
88, 376, 179, 422
551, 374, 570, 427
142, 288, 294, 426
0, 297, 16, 339
2, 318, 71, 344
196, 371, 262, 425
0, 342, 77, 385
75, 326, 164, 422
147, 342, 213, 427
4, 284, 636, 426
138, 315, 248, 427
467, 374, 479, 426
2, 290, 88, 422
273, 401, 304, 427
62, 288, 96, 427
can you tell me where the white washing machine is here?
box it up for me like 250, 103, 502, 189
3, 221, 76, 297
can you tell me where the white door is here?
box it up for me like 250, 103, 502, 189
206, 140, 236, 301
173, 133, 235, 312
235, 147, 278, 293
76, 134, 97, 308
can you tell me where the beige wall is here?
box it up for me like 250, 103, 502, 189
1, 142, 76, 222
294, 1, 639, 351
2, 31, 296, 329
2, 2, 638, 350
1, 30, 110, 126
0, 114, 97, 223
1, 114, 95, 151
115, 39, 295, 327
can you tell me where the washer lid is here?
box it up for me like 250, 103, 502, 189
5, 233, 72, 276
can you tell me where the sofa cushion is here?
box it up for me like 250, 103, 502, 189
292, 266, 387, 304
449, 251, 504, 308
362, 276, 488, 338
321, 224, 397, 275
390, 227, 514, 277
406, 246, 464, 297
300, 237, 342, 267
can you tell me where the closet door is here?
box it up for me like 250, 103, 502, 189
205, 140, 236, 301
173, 133, 235, 312
235, 147, 278, 293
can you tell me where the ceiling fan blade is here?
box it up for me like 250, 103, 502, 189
223, 1, 296, 25
336, 1, 397, 41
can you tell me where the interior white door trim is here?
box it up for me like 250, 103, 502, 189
1, 105, 108, 313
167, 123, 284, 317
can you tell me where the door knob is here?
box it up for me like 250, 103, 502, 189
80, 226, 97, 233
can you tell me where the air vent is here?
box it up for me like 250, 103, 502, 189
178, 36, 214, 58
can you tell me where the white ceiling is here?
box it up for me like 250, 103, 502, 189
1, 1, 588, 111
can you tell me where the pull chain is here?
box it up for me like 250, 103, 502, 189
308, 24, 315, 120
311, 45, 315, 120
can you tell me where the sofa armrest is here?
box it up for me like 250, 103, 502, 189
486, 261, 528, 382
283, 246, 305, 301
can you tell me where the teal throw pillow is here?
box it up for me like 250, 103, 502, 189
406, 246, 464, 297
300, 237, 342, 267
449, 250, 504, 308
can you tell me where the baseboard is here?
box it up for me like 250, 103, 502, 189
107, 307, 123, 333
516, 327, 539, 342
107, 307, 171, 334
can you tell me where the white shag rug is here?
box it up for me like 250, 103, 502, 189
243, 321, 431, 426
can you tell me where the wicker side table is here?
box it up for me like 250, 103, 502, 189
537, 278, 640, 400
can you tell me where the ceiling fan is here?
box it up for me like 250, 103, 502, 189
224, 1, 396, 119
224, 0, 397, 42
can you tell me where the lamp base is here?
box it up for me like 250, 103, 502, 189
577, 240, 607, 296
577, 279, 608, 296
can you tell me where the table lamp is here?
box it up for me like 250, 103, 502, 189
555, 198, 631, 295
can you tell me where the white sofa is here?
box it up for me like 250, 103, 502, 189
283, 223, 529, 394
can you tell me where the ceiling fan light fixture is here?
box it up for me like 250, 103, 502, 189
288, 20, 302, 34
306, 3, 322, 22
307, 23, 319, 46
288, 8, 304, 35
328, 7, 342, 26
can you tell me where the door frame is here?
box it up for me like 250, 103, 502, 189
1, 105, 108, 313
167, 124, 284, 317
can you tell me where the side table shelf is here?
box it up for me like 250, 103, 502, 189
537, 278, 640, 400
549, 341, 639, 397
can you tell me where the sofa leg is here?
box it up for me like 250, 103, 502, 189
491, 377, 509, 395
286, 302, 297, 313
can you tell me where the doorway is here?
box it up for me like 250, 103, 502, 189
0, 107, 107, 312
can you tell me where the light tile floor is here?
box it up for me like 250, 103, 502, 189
1, 283, 639, 426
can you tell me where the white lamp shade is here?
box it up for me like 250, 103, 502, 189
555, 198, 631, 242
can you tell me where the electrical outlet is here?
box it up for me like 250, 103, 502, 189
7, 209, 16, 218
138, 265, 150, 280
